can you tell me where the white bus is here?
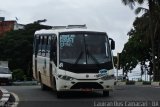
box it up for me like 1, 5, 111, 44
32, 25, 115, 98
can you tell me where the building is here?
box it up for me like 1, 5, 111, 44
0, 17, 24, 37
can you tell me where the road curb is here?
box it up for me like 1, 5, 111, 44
116, 82, 126, 86
0, 87, 10, 106
12, 81, 38, 86
10, 92, 19, 107
116, 81, 160, 86
135, 82, 143, 85
151, 82, 160, 86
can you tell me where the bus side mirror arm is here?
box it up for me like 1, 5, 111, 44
109, 38, 115, 50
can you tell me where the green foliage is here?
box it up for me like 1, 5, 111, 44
142, 81, 151, 85
126, 81, 135, 85
138, 79, 142, 82
122, 0, 160, 83
0, 20, 52, 79
120, 13, 152, 75
12, 69, 26, 81
121, 0, 160, 81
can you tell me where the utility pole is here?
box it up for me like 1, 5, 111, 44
117, 53, 121, 81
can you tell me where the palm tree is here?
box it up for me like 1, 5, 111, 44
121, 0, 160, 81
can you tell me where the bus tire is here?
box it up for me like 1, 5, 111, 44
56, 91, 64, 98
40, 83, 49, 90
52, 77, 57, 91
103, 90, 109, 97
39, 72, 48, 90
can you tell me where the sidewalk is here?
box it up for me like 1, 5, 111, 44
0, 89, 2, 99
0, 87, 10, 106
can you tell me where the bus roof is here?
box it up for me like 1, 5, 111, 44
35, 28, 107, 35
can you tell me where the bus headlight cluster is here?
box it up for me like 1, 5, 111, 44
58, 75, 74, 81
100, 75, 115, 80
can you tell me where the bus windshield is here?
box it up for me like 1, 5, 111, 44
59, 32, 111, 65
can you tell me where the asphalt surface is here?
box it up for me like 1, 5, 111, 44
1, 85, 160, 107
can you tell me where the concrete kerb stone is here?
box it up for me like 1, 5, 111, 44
135, 82, 143, 85
2, 93, 10, 97
0, 87, 10, 106
12, 81, 38, 86
151, 82, 160, 86
116, 81, 126, 86
10, 92, 19, 107
116, 81, 160, 86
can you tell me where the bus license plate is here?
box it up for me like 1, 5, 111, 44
81, 88, 92, 92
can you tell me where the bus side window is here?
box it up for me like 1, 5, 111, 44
35, 35, 39, 56
42, 36, 48, 57
33, 35, 36, 55
51, 36, 57, 65
38, 36, 42, 56
45, 36, 49, 56
46, 36, 51, 58
41, 36, 45, 56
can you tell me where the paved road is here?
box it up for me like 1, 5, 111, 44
1, 85, 160, 107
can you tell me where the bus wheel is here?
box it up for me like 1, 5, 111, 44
52, 79, 57, 92
103, 90, 109, 97
39, 73, 48, 90
40, 83, 48, 90
57, 91, 64, 98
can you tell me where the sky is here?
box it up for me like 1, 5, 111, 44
0, 0, 145, 55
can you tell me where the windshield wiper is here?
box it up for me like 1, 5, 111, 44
83, 35, 100, 67
74, 51, 84, 65
86, 47, 100, 68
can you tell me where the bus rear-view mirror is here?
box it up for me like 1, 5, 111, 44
109, 38, 115, 50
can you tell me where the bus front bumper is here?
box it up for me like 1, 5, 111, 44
56, 78, 115, 91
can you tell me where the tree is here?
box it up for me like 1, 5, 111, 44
121, 0, 160, 81
0, 20, 52, 80
120, 14, 153, 81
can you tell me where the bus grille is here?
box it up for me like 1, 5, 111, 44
71, 82, 103, 89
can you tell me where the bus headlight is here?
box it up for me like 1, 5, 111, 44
58, 75, 74, 81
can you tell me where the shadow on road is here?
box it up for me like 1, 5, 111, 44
48, 89, 112, 99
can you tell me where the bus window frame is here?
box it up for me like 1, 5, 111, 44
50, 36, 57, 65
46, 36, 52, 58
34, 35, 39, 56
